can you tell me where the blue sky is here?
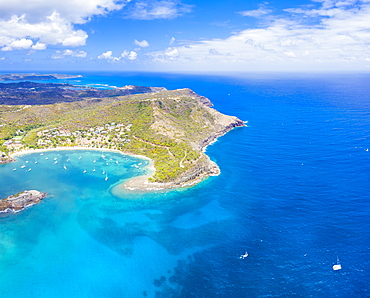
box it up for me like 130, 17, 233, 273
1, 0, 370, 72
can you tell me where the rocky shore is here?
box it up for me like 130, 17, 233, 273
0, 153, 16, 165
0, 190, 47, 213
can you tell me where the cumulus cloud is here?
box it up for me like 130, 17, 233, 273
121, 50, 138, 60
52, 49, 87, 59
128, 51, 138, 60
124, 0, 192, 20
98, 50, 120, 61
134, 39, 149, 47
98, 49, 138, 62
0, 0, 125, 51
147, 0, 370, 71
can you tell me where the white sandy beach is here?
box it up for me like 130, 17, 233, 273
10, 146, 157, 191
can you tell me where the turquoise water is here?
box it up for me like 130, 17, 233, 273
1, 72, 370, 297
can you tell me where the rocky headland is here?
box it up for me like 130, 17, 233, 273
0, 190, 47, 213
1, 81, 245, 191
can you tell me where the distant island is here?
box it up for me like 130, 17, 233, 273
0, 78, 245, 190
0, 190, 47, 213
0, 73, 82, 81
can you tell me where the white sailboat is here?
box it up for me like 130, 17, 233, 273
105, 172, 108, 181
239, 252, 248, 259
333, 256, 342, 271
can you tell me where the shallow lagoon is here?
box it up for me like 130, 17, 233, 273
0, 150, 232, 297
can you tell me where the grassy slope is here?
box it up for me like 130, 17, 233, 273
0, 89, 236, 182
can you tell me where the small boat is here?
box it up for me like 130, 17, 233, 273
45, 157, 49, 160
63, 165, 67, 170
54, 161, 58, 164
333, 256, 342, 271
116, 161, 119, 164
66, 158, 70, 162
102, 170, 105, 175
27, 168, 32, 172
13, 168, 17, 171
240, 252, 248, 259
20, 165, 26, 169
93, 160, 96, 163
105, 173, 108, 181
34, 161, 38, 164
54, 158, 57, 161
78, 156, 82, 160
83, 170, 87, 173
40, 153, 44, 156
25, 161, 29, 163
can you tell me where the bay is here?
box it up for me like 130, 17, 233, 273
0, 72, 370, 297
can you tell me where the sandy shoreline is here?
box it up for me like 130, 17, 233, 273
9, 146, 159, 191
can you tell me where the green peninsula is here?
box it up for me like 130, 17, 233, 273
0, 81, 244, 189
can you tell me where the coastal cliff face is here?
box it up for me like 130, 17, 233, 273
0, 190, 47, 213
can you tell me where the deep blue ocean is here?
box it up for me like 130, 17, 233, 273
1, 72, 370, 297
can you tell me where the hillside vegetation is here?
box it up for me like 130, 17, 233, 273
0, 87, 244, 184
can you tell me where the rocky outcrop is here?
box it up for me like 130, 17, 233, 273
0, 154, 16, 165
0, 190, 47, 213
171, 155, 220, 187
199, 117, 245, 150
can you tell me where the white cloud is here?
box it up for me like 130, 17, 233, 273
239, 4, 272, 18
52, 49, 87, 59
0, 0, 124, 51
98, 49, 137, 62
169, 37, 176, 45
124, 0, 192, 20
98, 50, 121, 61
134, 39, 149, 47
121, 50, 138, 60
165, 47, 179, 57
121, 50, 129, 58
0, 57, 5, 60
128, 51, 138, 60
32, 42, 47, 50
147, 0, 370, 71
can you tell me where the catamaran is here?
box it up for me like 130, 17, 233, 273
332, 256, 342, 271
